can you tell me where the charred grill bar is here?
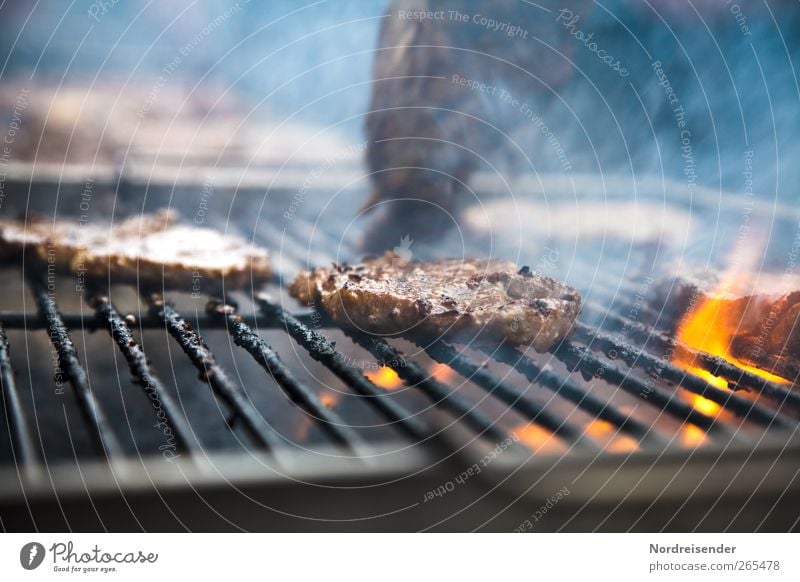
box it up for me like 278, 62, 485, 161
256, 296, 430, 441
0, 311, 317, 330
208, 299, 367, 454
146, 296, 286, 453
0, 326, 36, 466
90, 294, 197, 455
28, 268, 124, 460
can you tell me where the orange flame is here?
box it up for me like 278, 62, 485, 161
673, 237, 792, 393
674, 293, 790, 393
366, 366, 403, 390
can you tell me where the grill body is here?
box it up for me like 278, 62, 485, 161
0, 167, 798, 532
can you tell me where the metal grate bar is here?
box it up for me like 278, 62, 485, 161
90, 294, 198, 455
416, 338, 597, 451
256, 296, 429, 441
488, 345, 665, 448
147, 296, 284, 452
0, 325, 38, 464
553, 341, 739, 442
0, 311, 318, 330
28, 271, 124, 459
344, 330, 514, 446
208, 300, 368, 453
573, 323, 795, 429
585, 302, 800, 410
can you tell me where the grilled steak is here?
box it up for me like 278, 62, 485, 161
0, 209, 271, 291
728, 291, 800, 381
290, 253, 581, 351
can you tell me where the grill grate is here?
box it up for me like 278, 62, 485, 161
147, 295, 286, 454
487, 343, 666, 449
28, 268, 123, 459
272, 216, 799, 449
0, 326, 36, 466
418, 338, 595, 450
584, 300, 800, 410
0, 216, 798, 477
553, 342, 734, 441
210, 299, 367, 453
344, 328, 515, 447
571, 324, 793, 430
256, 296, 430, 441
90, 294, 197, 456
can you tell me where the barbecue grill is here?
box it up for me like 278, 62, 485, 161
0, 160, 798, 533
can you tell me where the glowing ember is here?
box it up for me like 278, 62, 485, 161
366, 366, 403, 390
688, 393, 721, 416
586, 419, 638, 453
674, 291, 791, 394
514, 423, 566, 454
681, 424, 709, 448
606, 437, 639, 454
430, 362, 455, 383
319, 393, 339, 409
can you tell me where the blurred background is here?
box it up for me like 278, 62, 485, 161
0, 0, 798, 195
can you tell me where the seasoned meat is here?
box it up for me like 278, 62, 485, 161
0, 209, 173, 269
0, 209, 271, 291
290, 252, 581, 351
729, 291, 800, 381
